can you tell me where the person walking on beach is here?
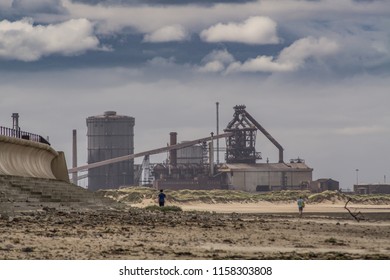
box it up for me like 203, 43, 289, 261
158, 189, 166, 207
297, 197, 305, 217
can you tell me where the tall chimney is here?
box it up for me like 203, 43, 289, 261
169, 132, 177, 167
72, 129, 78, 185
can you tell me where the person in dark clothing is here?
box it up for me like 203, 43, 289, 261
158, 189, 166, 207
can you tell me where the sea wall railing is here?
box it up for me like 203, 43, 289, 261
0, 126, 50, 146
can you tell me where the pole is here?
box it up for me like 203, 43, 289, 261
72, 129, 78, 185
355, 169, 359, 186
209, 132, 214, 176
216, 102, 219, 164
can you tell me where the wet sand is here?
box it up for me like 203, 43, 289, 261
1, 201, 389, 260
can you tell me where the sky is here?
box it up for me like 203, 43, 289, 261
0, 0, 389, 190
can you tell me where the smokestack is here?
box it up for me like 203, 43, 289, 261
169, 132, 177, 167
72, 129, 78, 185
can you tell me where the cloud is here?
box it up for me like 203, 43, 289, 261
227, 55, 294, 73
333, 24, 390, 70
11, 0, 67, 14
197, 49, 235, 72
0, 0, 12, 7
200, 16, 280, 44
0, 18, 100, 61
143, 25, 188, 42
197, 37, 339, 74
60, 0, 390, 77
334, 125, 388, 136
227, 36, 339, 73
62, 0, 261, 34
197, 61, 226, 73
0, 0, 388, 76
71, 0, 255, 5
0, 0, 389, 191
1, 65, 389, 189
277, 36, 340, 67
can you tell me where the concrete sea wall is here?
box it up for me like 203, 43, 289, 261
0, 135, 69, 182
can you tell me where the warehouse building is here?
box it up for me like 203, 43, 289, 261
310, 178, 340, 193
354, 184, 390, 194
218, 162, 312, 192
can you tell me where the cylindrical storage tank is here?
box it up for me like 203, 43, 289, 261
86, 111, 135, 190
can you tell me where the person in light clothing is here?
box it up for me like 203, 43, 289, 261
297, 197, 305, 217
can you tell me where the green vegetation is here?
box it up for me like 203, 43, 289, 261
308, 190, 347, 203
166, 189, 314, 204
98, 187, 155, 204
99, 187, 390, 205
348, 194, 390, 204
309, 191, 390, 205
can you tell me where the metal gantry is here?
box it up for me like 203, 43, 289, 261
224, 105, 284, 164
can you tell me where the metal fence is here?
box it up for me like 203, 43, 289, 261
0, 126, 50, 146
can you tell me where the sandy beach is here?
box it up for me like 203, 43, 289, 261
1, 200, 389, 260
134, 199, 390, 213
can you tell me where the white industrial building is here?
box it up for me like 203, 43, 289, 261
218, 162, 313, 192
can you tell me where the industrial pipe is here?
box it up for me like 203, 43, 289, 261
242, 109, 284, 163
68, 132, 232, 173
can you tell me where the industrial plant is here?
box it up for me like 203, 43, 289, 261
69, 105, 317, 192
2, 108, 390, 194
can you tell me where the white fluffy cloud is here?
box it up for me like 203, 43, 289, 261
197, 49, 235, 73
143, 25, 188, 43
0, 18, 100, 61
62, 0, 261, 34
227, 36, 339, 73
227, 55, 295, 73
278, 36, 340, 66
198, 37, 339, 74
200, 16, 280, 44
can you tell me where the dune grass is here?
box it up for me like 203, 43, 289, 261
99, 187, 390, 205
